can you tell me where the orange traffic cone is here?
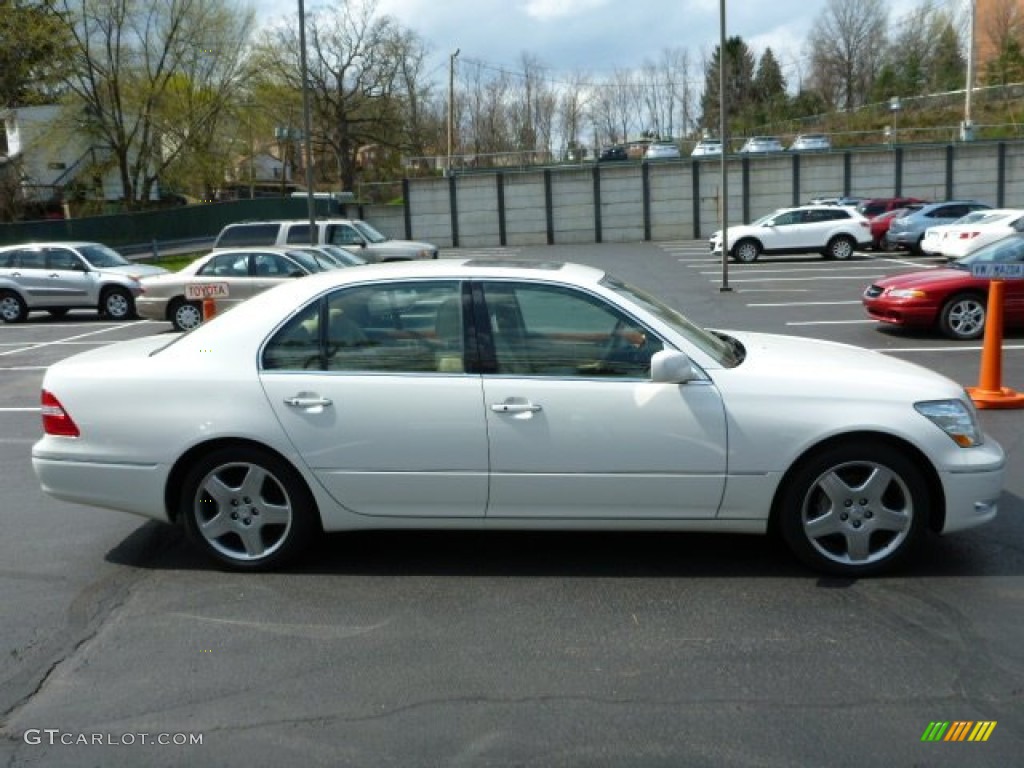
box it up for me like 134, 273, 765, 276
202, 297, 217, 322
966, 279, 1024, 409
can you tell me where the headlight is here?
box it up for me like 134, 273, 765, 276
887, 288, 927, 299
914, 399, 983, 447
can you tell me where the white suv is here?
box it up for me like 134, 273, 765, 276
710, 206, 872, 262
214, 219, 438, 261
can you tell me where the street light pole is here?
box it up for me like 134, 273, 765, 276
719, 0, 731, 292
447, 49, 460, 176
298, 0, 316, 244
963, 0, 976, 141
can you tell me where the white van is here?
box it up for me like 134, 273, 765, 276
214, 219, 438, 261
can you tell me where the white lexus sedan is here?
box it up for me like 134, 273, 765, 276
32, 260, 1005, 576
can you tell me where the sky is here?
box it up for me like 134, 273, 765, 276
368, 0, 926, 89
256, 0, 931, 91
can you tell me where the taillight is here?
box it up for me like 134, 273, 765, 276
41, 390, 80, 437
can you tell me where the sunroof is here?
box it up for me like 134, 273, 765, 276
464, 259, 565, 270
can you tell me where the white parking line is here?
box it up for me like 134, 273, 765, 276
875, 344, 1024, 353
786, 320, 876, 325
0, 322, 153, 357
0, 341, 116, 347
712, 275, 887, 283
748, 300, 863, 307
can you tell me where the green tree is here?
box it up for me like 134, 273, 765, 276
0, 0, 71, 108
699, 36, 757, 136
752, 48, 787, 126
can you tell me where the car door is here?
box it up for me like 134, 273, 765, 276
323, 223, 372, 256
477, 280, 727, 520
259, 279, 488, 518
4, 248, 54, 307
43, 246, 97, 306
759, 210, 806, 251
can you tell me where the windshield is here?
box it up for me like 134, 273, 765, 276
78, 244, 131, 268
284, 250, 325, 273
318, 244, 368, 266
952, 235, 1024, 269
351, 220, 388, 244
296, 248, 342, 270
601, 276, 743, 367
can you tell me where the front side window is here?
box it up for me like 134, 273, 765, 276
199, 253, 250, 277
326, 224, 364, 247
44, 248, 83, 271
262, 281, 465, 374
772, 211, 802, 226
481, 281, 662, 378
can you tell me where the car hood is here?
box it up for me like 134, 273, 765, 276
718, 329, 963, 400
100, 263, 169, 279
872, 267, 968, 289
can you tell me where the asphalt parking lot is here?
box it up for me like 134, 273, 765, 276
1, 242, 1022, 767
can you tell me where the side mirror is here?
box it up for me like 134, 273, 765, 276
650, 349, 700, 384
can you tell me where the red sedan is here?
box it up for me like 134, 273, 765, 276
863, 233, 1024, 339
869, 206, 923, 250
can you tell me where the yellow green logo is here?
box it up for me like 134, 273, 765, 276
921, 721, 996, 742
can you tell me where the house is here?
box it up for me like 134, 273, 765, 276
1, 105, 157, 206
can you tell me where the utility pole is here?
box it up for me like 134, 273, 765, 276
719, 0, 731, 292
298, 0, 316, 243
447, 49, 460, 176
963, 0, 976, 141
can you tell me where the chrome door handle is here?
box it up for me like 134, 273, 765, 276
284, 396, 333, 408
490, 402, 541, 413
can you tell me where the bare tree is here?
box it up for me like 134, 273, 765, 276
556, 70, 590, 158
57, 0, 254, 205
806, 0, 888, 110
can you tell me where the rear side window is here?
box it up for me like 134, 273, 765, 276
215, 223, 281, 247
284, 224, 313, 244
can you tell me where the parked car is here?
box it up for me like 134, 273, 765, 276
885, 201, 992, 254
214, 219, 438, 261
862, 232, 1024, 340
0, 241, 167, 323
294, 244, 370, 268
856, 197, 927, 219
923, 209, 1024, 260
870, 206, 923, 250
643, 141, 681, 161
598, 145, 629, 162
710, 205, 872, 262
738, 136, 784, 154
920, 210, 1010, 257
788, 134, 831, 151
33, 259, 1004, 576
691, 139, 723, 157
136, 246, 333, 332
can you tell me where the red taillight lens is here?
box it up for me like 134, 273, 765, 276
40, 390, 80, 437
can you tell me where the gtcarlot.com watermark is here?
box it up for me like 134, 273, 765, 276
23, 729, 203, 746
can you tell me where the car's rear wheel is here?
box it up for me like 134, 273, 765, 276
100, 287, 135, 320
169, 297, 203, 332
181, 445, 320, 571
939, 293, 986, 340
732, 239, 760, 263
0, 290, 28, 323
825, 235, 855, 260
777, 440, 927, 577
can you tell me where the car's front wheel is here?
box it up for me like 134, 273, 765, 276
0, 290, 28, 323
168, 297, 203, 332
777, 440, 928, 577
824, 235, 855, 260
732, 239, 761, 263
180, 445, 320, 571
939, 293, 986, 340
100, 287, 135, 320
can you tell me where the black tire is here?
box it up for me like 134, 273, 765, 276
732, 239, 761, 263
939, 293, 986, 340
100, 286, 135, 320
0, 290, 28, 323
180, 445, 320, 571
824, 235, 855, 261
47, 308, 70, 319
168, 297, 203, 332
776, 440, 928, 577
